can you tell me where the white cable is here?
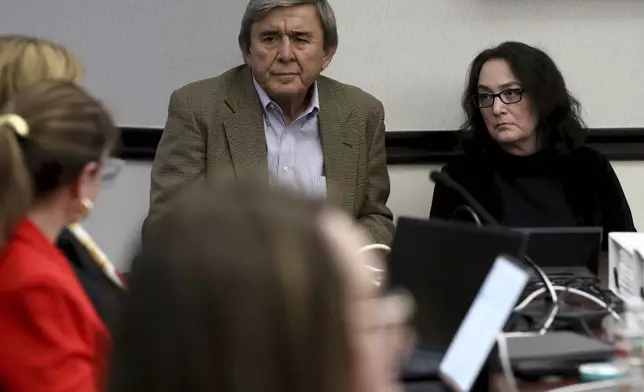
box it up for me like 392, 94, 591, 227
358, 244, 390, 287
515, 288, 547, 310
539, 285, 572, 335
452, 205, 482, 226
497, 333, 519, 392
544, 379, 622, 392
514, 286, 621, 321
358, 244, 391, 254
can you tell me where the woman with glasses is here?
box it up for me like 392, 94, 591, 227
0, 35, 126, 337
0, 81, 119, 391
430, 41, 635, 243
110, 182, 414, 392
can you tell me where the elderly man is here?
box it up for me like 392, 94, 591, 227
145, 0, 394, 245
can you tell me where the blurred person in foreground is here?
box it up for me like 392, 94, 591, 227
0, 81, 119, 391
111, 182, 413, 392
430, 41, 635, 246
0, 35, 126, 335
145, 0, 394, 246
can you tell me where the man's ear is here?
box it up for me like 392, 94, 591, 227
321, 46, 337, 71
241, 44, 252, 64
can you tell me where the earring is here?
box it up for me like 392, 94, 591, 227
81, 198, 94, 214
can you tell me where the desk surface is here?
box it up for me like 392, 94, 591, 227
404, 375, 580, 392
493, 373, 581, 392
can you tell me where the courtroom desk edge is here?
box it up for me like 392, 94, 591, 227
116, 127, 644, 164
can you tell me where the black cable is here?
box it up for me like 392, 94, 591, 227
522, 255, 558, 304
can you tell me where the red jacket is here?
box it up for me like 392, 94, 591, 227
0, 220, 110, 392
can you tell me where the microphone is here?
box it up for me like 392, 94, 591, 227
429, 171, 499, 226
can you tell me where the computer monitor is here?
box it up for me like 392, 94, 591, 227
513, 227, 602, 276
439, 255, 530, 392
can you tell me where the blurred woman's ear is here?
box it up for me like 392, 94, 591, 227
67, 160, 102, 223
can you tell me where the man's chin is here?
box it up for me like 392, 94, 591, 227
266, 83, 308, 99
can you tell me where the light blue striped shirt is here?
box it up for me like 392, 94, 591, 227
253, 79, 327, 198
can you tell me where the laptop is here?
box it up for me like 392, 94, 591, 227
388, 217, 527, 379
439, 254, 531, 392
513, 227, 603, 278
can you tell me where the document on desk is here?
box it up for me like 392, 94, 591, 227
439, 255, 529, 392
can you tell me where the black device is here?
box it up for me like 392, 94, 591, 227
428, 171, 619, 336
430, 170, 603, 278
389, 217, 527, 381
514, 227, 603, 277
504, 331, 615, 378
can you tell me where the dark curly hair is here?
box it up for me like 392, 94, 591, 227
460, 41, 586, 154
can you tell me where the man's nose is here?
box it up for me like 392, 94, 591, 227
277, 38, 295, 62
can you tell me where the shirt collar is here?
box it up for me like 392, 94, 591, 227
252, 78, 320, 117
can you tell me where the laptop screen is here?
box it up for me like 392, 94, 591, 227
438, 255, 529, 392
514, 227, 602, 274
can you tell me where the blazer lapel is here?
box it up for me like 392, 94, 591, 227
317, 77, 361, 213
223, 66, 268, 181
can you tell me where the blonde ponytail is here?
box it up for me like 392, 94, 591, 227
0, 121, 32, 249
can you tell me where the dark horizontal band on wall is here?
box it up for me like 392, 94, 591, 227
117, 127, 644, 164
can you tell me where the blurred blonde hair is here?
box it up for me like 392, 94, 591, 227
0, 35, 83, 107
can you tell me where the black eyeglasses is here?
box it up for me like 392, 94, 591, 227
472, 88, 524, 108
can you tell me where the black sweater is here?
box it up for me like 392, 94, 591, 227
429, 146, 636, 247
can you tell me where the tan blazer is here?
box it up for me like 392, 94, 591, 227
145, 65, 394, 245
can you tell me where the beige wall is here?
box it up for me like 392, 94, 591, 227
3, 0, 643, 129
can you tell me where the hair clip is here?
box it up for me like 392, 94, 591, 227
0, 114, 29, 138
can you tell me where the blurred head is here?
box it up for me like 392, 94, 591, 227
0, 81, 119, 248
112, 183, 410, 392
0, 35, 83, 107
462, 41, 586, 156
239, 0, 338, 103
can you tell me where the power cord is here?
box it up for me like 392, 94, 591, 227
538, 280, 584, 335
522, 255, 558, 304
358, 244, 391, 287
451, 205, 483, 226
514, 285, 621, 322
358, 244, 391, 254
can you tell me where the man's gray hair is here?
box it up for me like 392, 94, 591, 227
238, 0, 339, 51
